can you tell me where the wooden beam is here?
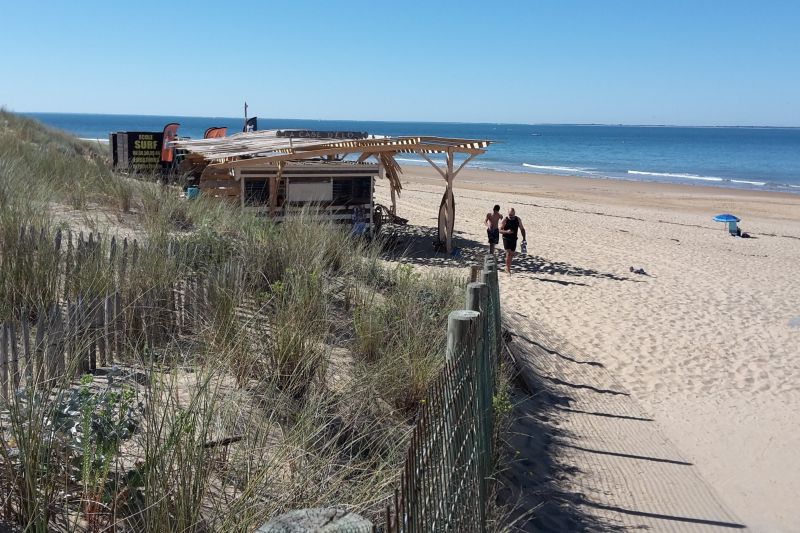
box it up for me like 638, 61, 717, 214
418, 152, 447, 180
453, 152, 478, 179
207, 143, 485, 169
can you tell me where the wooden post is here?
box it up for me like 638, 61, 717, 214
444, 308, 483, 532
480, 265, 501, 368
469, 265, 481, 283
467, 281, 491, 518
466, 281, 490, 407
444, 149, 455, 253
445, 310, 480, 362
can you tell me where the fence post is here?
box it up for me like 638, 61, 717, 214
481, 258, 500, 465
466, 282, 490, 533
480, 263, 501, 370
445, 310, 480, 362
445, 309, 483, 532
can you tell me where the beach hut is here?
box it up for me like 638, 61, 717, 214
171, 130, 491, 252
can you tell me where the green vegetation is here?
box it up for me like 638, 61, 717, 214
0, 110, 464, 531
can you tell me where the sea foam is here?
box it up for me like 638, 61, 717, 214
522, 163, 594, 174
627, 170, 724, 182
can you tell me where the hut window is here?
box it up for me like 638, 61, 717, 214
352, 177, 372, 203
244, 179, 269, 205
332, 177, 372, 205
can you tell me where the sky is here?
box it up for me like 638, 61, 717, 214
1, 0, 799, 126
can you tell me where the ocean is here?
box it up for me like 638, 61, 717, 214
23, 112, 800, 193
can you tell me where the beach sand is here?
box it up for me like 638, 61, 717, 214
377, 167, 800, 532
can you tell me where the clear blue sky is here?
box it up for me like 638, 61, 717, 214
1, 0, 798, 126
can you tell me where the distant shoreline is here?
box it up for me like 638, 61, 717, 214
396, 158, 800, 196
399, 164, 800, 213
29, 111, 799, 195
21, 111, 800, 129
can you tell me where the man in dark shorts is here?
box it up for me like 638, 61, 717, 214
485, 204, 503, 253
499, 208, 527, 274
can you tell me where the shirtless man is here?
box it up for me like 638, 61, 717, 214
499, 208, 527, 274
485, 204, 503, 254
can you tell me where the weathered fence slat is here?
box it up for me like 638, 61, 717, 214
21, 311, 32, 382
9, 321, 20, 390
34, 309, 45, 386
114, 291, 122, 360
0, 322, 8, 402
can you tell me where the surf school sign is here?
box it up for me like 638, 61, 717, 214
110, 131, 164, 171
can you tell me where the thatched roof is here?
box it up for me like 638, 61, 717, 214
170, 130, 491, 162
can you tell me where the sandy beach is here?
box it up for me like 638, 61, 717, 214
377, 167, 800, 532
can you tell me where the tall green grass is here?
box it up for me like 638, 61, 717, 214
0, 111, 466, 531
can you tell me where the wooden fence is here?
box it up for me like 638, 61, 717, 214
2, 226, 503, 532
0, 227, 242, 401
385, 255, 501, 533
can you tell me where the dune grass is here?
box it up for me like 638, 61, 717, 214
0, 110, 465, 531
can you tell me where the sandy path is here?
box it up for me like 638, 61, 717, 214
377, 169, 800, 532
503, 313, 746, 531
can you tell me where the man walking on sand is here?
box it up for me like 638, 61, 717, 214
485, 204, 503, 254
499, 208, 526, 274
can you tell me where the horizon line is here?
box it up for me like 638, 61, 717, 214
14, 109, 800, 130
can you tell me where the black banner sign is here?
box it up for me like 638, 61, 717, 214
110, 131, 164, 171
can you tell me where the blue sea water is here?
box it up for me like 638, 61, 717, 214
23, 112, 800, 193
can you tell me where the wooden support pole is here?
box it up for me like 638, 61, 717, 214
445, 150, 455, 253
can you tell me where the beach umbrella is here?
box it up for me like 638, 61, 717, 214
713, 213, 740, 235
712, 213, 740, 223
